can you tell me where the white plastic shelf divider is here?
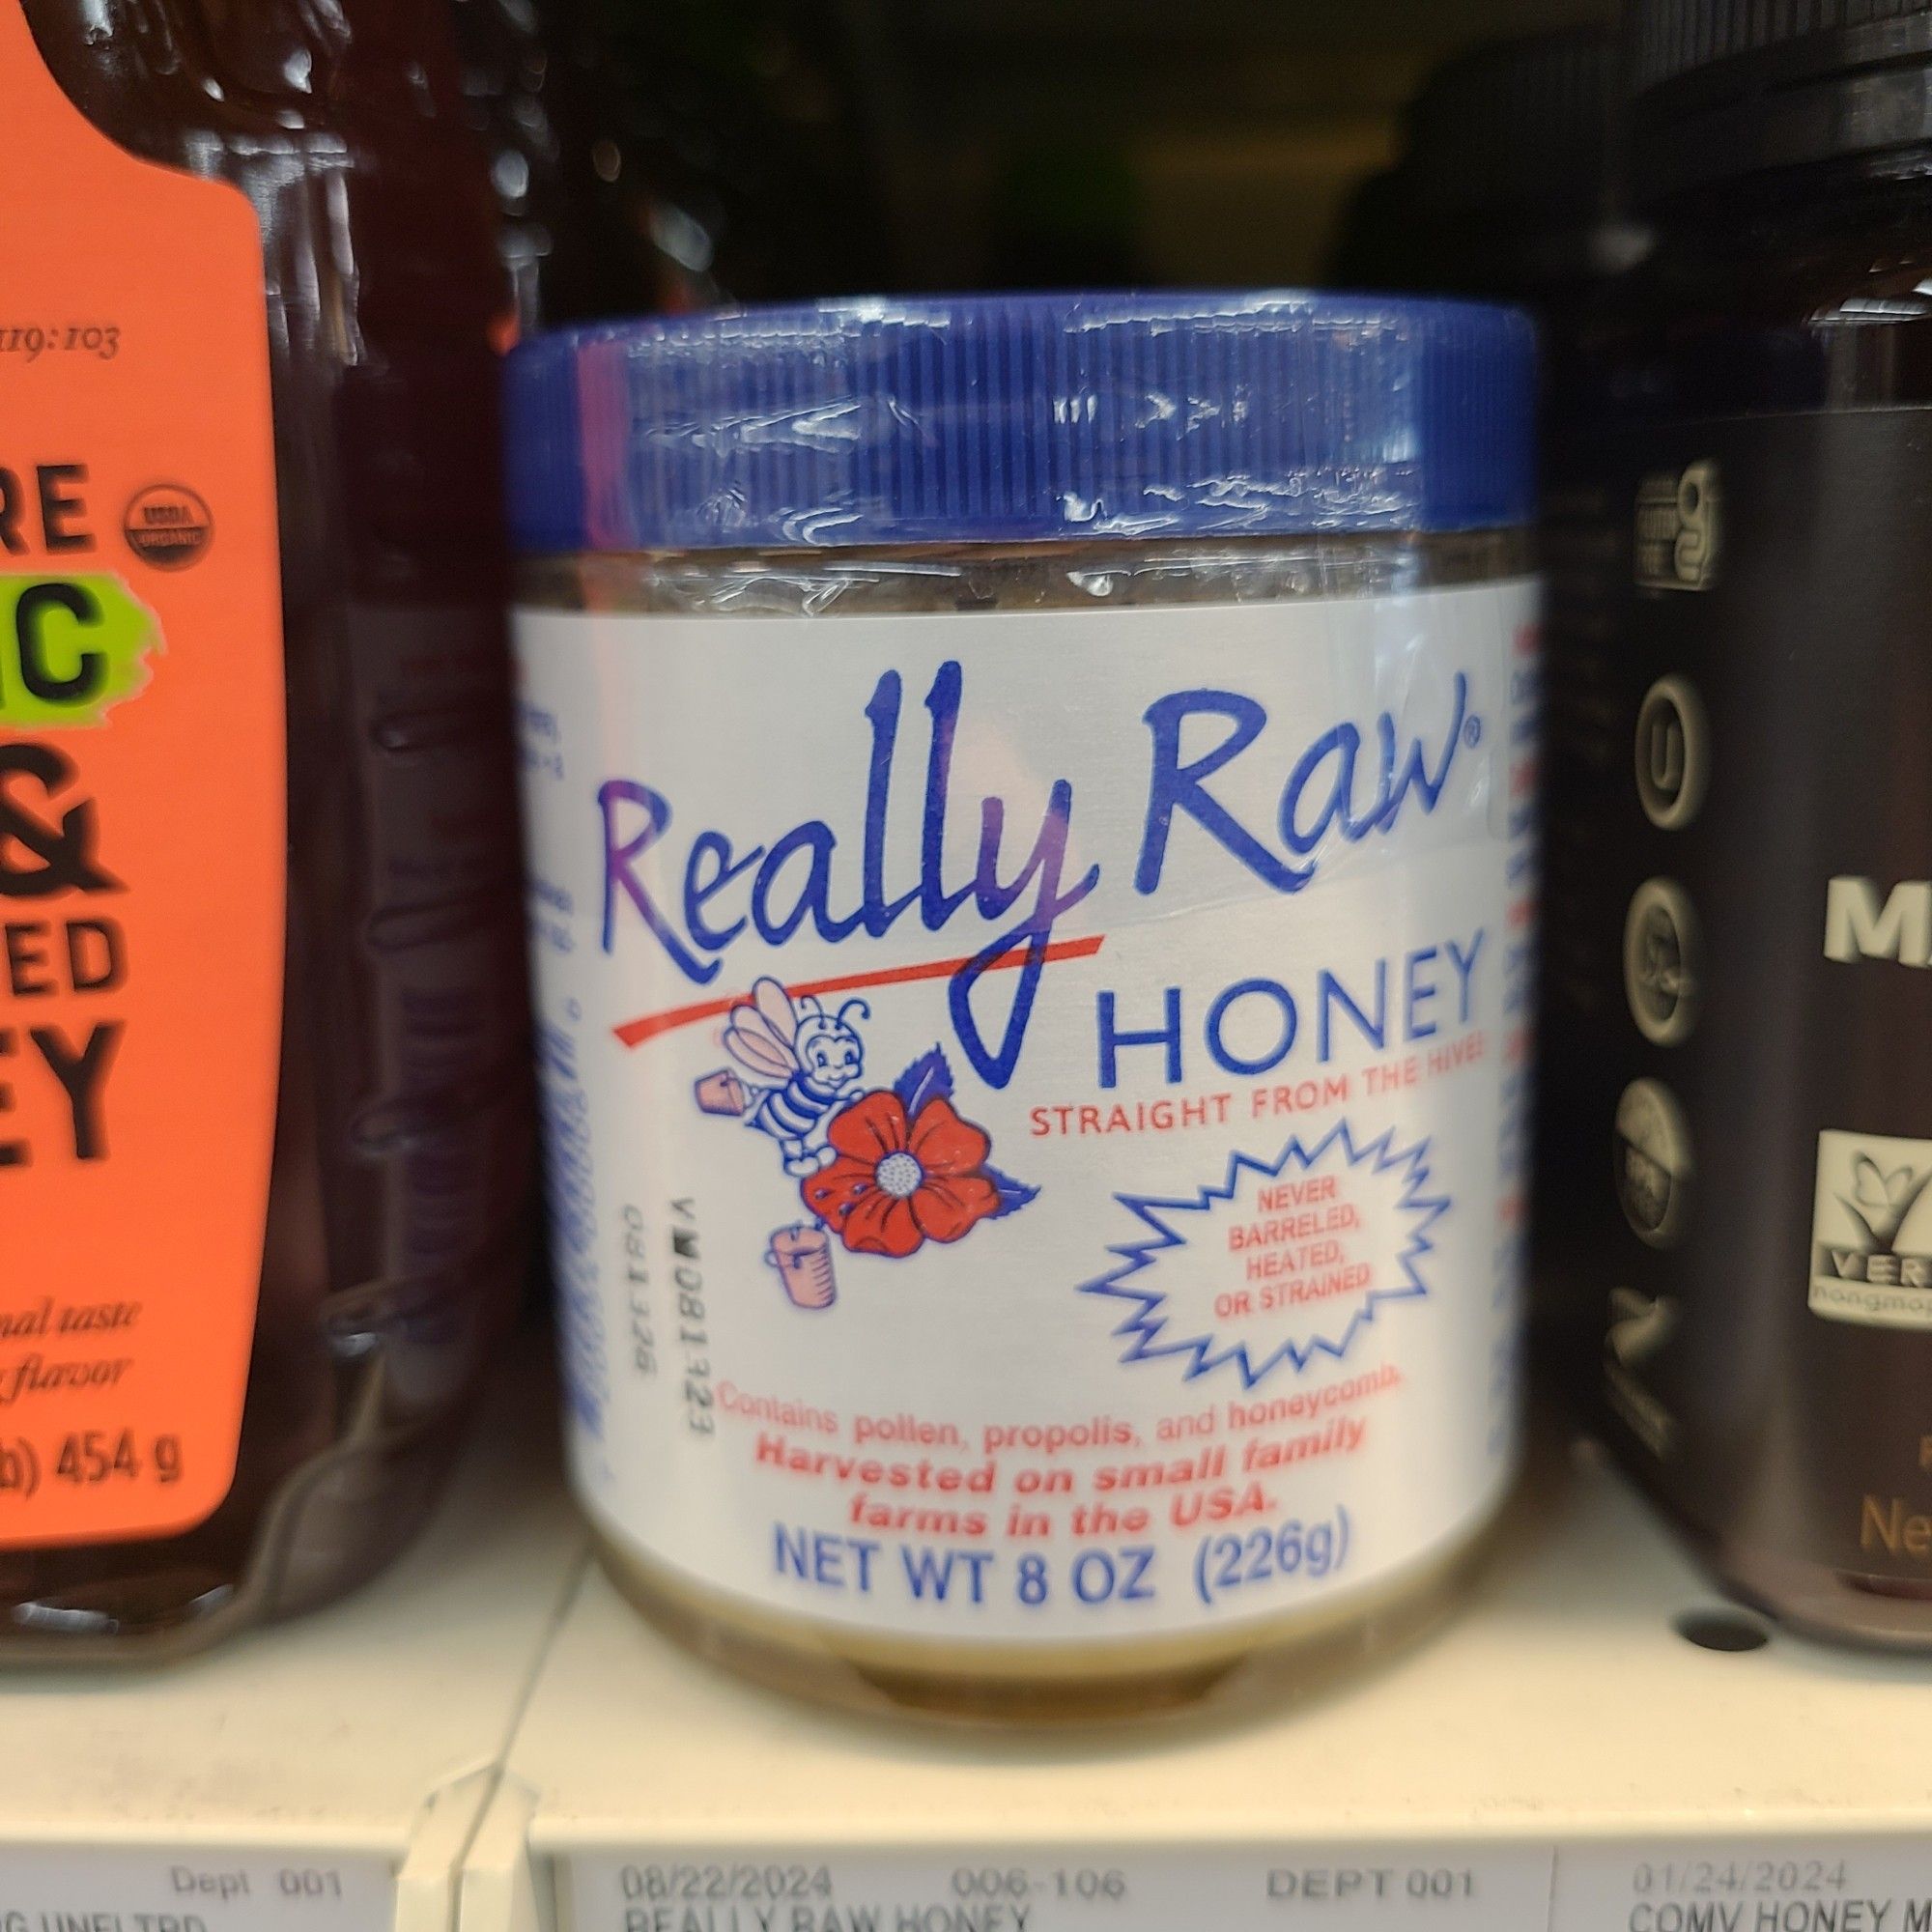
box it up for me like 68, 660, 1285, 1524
0, 1371, 587, 1932
467, 1438, 1932, 1932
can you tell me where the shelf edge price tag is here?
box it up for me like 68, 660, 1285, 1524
564, 1844, 1557, 1932
0, 1846, 392, 1932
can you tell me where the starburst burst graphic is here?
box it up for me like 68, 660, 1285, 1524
1079, 1122, 1450, 1389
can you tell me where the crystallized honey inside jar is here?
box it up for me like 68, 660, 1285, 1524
508, 294, 1540, 1720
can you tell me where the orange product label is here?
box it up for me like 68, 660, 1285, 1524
0, 1, 284, 1543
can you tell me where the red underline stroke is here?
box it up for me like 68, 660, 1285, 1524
613, 934, 1106, 1048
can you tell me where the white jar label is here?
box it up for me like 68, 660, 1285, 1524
517, 582, 1539, 1644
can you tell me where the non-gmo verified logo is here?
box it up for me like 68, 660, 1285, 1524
1810, 1129, 1932, 1329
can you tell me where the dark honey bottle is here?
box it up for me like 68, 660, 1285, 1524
1332, 29, 1643, 321
1542, 0, 1932, 1645
0, 0, 528, 1654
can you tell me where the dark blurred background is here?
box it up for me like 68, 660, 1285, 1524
445, 0, 1620, 332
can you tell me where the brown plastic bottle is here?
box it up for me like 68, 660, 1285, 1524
0, 0, 528, 1655
1543, 0, 1932, 1646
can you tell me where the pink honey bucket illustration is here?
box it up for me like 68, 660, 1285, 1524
694, 1067, 747, 1116
767, 1223, 837, 1310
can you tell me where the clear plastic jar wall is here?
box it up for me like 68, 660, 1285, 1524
522, 526, 1531, 1724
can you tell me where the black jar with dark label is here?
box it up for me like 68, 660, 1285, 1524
1330, 30, 1646, 329
1542, 0, 1932, 1647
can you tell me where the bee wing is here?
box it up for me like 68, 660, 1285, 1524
724, 1007, 801, 1080
753, 977, 800, 1045
1888, 1165, 1919, 1208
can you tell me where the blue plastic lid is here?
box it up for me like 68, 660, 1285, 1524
505, 293, 1538, 554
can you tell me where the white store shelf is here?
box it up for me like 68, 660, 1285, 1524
0, 1374, 588, 1932
7, 1392, 1929, 1932
468, 1438, 1932, 1932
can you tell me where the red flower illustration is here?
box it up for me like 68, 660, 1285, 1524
803, 1091, 1000, 1259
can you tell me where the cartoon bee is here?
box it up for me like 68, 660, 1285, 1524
723, 977, 870, 1176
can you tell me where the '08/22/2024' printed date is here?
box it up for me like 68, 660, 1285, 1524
571, 1848, 1932, 1932
586, 1856, 1516, 1932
